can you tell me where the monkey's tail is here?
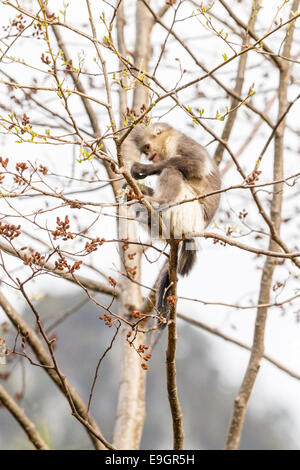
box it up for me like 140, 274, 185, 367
157, 239, 197, 328
178, 238, 198, 276
156, 266, 170, 328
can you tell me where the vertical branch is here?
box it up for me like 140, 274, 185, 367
116, 0, 128, 123
225, 0, 299, 450
0, 384, 50, 450
113, 0, 154, 450
214, 0, 261, 165
86, 1, 149, 449
132, 0, 154, 111
166, 240, 184, 450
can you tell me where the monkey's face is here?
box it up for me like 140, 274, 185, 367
138, 123, 179, 162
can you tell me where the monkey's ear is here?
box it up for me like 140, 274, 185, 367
154, 127, 162, 136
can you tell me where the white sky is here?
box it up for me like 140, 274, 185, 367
1, 0, 300, 446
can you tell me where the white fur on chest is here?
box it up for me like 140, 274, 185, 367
163, 184, 204, 238
148, 184, 204, 240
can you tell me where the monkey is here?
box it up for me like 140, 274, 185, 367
129, 122, 221, 326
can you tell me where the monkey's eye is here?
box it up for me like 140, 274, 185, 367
143, 144, 150, 153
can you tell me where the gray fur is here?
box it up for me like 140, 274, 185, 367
130, 124, 221, 226
129, 123, 221, 327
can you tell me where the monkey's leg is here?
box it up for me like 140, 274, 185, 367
122, 182, 154, 197
164, 157, 203, 180
139, 184, 154, 197
155, 167, 184, 204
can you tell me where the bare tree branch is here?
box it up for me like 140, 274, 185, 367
0, 290, 110, 450
0, 383, 50, 450
166, 240, 184, 449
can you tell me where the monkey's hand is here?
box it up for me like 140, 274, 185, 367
131, 162, 150, 180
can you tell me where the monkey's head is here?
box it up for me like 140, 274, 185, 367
132, 123, 179, 162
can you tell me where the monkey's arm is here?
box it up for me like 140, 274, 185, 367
131, 161, 166, 179
131, 157, 202, 180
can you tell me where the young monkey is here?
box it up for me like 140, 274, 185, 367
129, 122, 221, 325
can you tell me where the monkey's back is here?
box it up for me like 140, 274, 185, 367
177, 133, 221, 227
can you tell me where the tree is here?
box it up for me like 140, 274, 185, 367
0, 0, 300, 450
